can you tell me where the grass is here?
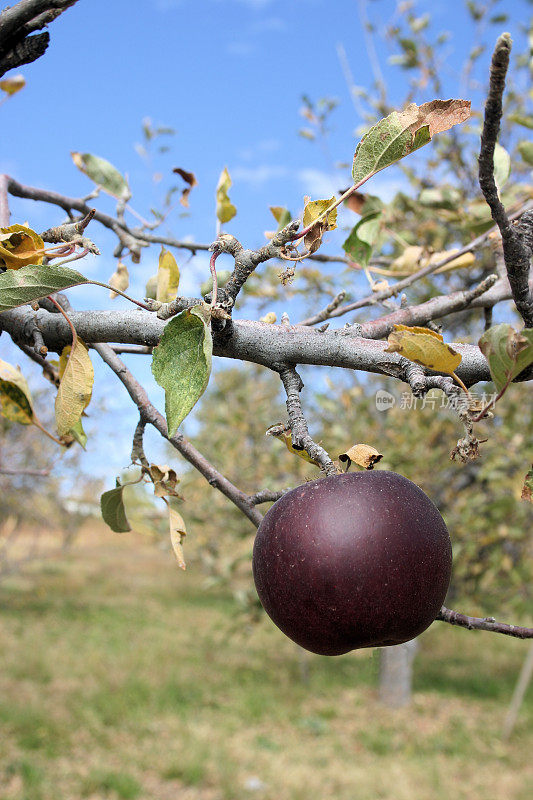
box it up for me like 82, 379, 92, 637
0, 524, 531, 800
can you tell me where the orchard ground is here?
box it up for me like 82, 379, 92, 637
0, 524, 531, 800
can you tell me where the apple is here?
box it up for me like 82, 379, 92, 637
252, 470, 452, 656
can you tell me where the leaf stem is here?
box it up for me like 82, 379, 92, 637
209, 250, 219, 307
86, 280, 152, 310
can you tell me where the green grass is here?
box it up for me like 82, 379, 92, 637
0, 526, 531, 800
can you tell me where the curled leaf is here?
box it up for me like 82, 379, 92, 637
260, 312, 277, 324
478, 324, 533, 393
169, 507, 187, 569
216, 167, 237, 224
338, 444, 383, 470
108, 261, 129, 298
0, 224, 44, 269
156, 246, 180, 303
302, 196, 337, 254
173, 167, 198, 207
0, 359, 34, 424
266, 423, 320, 467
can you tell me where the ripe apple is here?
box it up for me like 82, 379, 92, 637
252, 470, 452, 656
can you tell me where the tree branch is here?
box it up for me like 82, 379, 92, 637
436, 606, 533, 639
478, 34, 533, 327
91, 343, 263, 527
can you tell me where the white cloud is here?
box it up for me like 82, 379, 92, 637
297, 168, 339, 199
225, 41, 255, 56
232, 165, 288, 187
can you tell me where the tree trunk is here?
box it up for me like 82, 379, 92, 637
378, 638, 418, 707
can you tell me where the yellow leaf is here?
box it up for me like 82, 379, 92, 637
108, 261, 129, 298
216, 167, 237, 224
169, 507, 187, 570
302, 196, 338, 254
387, 246, 475, 277
0, 359, 34, 424
260, 312, 277, 324
338, 444, 383, 470
0, 224, 44, 269
55, 339, 94, 436
266, 423, 321, 467
0, 74, 25, 95
384, 324, 462, 374
156, 247, 180, 303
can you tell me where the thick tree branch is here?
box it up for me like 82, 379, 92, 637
91, 343, 263, 527
0, 306, 495, 386
478, 34, 533, 327
436, 607, 533, 639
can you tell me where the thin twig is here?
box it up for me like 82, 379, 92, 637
436, 607, 533, 639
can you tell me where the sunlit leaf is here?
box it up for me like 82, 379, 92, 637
266, 423, 321, 467
71, 151, 130, 200
384, 324, 462, 374
302, 195, 338, 254
156, 246, 180, 303
55, 339, 94, 436
216, 167, 237, 224
338, 443, 383, 470
270, 206, 292, 231
0, 224, 44, 269
351, 99, 471, 185
260, 312, 277, 324
478, 324, 533, 393
0, 74, 25, 95
0, 263, 88, 312
493, 142, 511, 191
151, 304, 213, 436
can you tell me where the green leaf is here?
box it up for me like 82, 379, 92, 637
0, 359, 34, 424
0, 263, 88, 312
478, 324, 533, 393
151, 304, 213, 436
493, 142, 511, 191
71, 152, 130, 200
201, 269, 231, 297
352, 99, 471, 185
518, 141, 533, 166
342, 211, 382, 267
100, 480, 132, 533
216, 167, 237, 224
69, 417, 88, 449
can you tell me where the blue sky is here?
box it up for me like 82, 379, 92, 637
1, 0, 531, 484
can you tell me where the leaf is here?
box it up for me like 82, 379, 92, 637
260, 312, 277, 324
338, 444, 383, 470
493, 142, 511, 191
266, 423, 321, 467
151, 304, 213, 436
68, 416, 88, 449
216, 167, 237, 224
0, 359, 34, 424
0, 224, 44, 269
0, 74, 25, 95
518, 141, 533, 166
169, 507, 187, 569
351, 99, 471, 184
144, 274, 158, 300
0, 263, 88, 312
521, 466, 533, 503
270, 206, 292, 231
173, 167, 198, 207
302, 196, 338, 254
108, 261, 129, 298
384, 324, 462, 374
55, 339, 94, 436
100, 480, 132, 533
386, 246, 475, 276
71, 152, 130, 200
508, 113, 533, 130
156, 246, 180, 303
147, 463, 181, 498
478, 324, 533, 393
342, 211, 382, 267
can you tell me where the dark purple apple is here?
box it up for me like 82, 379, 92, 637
252, 470, 452, 656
